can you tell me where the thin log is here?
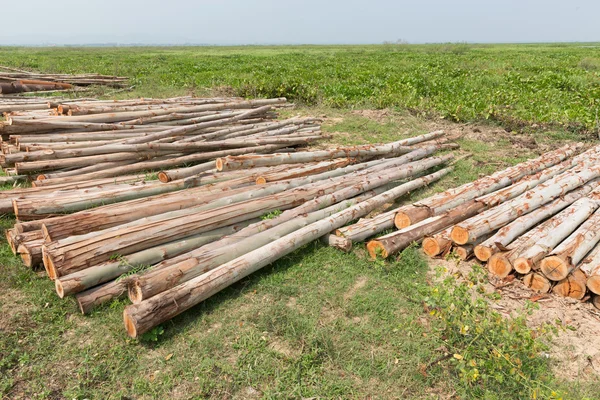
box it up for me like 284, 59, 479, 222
552, 269, 587, 300
523, 273, 552, 293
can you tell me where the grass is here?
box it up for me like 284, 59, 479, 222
1, 44, 600, 398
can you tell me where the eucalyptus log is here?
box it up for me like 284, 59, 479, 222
540, 208, 600, 281
552, 269, 588, 300
394, 143, 583, 228
17, 239, 43, 268
451, 165, 600, 245
122, 167, 452, 338
580, 244, 600, 295
75, 279, 130, 315
523, 273, 552, 293
474, 184, 594, 262
512, 197, 600, 274
216, 132, 444, 171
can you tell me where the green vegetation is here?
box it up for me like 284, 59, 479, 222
1, 43, 599, 134
0, 44, 599, 398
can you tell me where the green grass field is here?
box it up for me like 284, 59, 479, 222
1, 44, 599, 399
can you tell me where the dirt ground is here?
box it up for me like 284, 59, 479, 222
434, 256, 600, 381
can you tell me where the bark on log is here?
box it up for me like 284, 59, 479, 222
75, 279, 129, 315
394, 143, 584, 228
474, 184, 594, 262
122, 167, 452, 338
17, 239, 43, 268
540, 208, 600, 281
580, 244, 600, 295
367, 200, 486, 259
451, 165, 600, 245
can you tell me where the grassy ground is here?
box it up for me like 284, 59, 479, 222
0, 45, 599, 399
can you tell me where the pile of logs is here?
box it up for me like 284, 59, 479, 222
1, 95, 459, 337
332, 142, 600, 308
0, 65, 128, 93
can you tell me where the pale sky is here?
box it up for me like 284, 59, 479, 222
1, 0, 598, 45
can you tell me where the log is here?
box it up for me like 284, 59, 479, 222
75, 279, 129, 315
512, 197, 600, 274
122, 167, 452, 337
593, 295, 600, 310
451, 164, 600, 245
540, 208, 600, 281
580, 244, 600, 295
394, 143, 584, 228
552, 269, 588, 300
474, 184, 594, 262
322, 235, 352, 252
422, 227, 453, 258
54, 220, 256, 298
215, 132, 444, 171
367, 200, 486, 259
523, 273, 552, 293
17, 239, 43, 268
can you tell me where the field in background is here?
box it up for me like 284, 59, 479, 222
1, 43, 599, 134
0, 45, 600, 399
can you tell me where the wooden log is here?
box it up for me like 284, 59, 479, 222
216, 132, 444, 171
10, 230, 43, 254
512, 197, 600, 274
75, 279, 129, 315
523, 273, 552, 293
335, 209, 396, 243
451, 164, 600, 245
122, 167, 452, 337
322, 235, 352, 252
422, 227, 453, 258
43, 156, 453, 279
54, 220, 256, 298
552, 269, 588, 300
474, 184, 594, 262
17, 239, 43, 268
540, 208, 600, 281
394, 143, 584, 228
367, 200, 486, 259
580, 244, 600, 295
593, 295, 600, 310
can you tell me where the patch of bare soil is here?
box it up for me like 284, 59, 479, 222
424, 119, 548, 152
351, 109, 393, 124
429, 257, 600, 381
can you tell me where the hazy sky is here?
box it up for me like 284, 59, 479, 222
2, 0, 598, 45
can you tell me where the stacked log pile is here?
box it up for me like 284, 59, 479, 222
0, 65, 128, 93
1, 96, 458, 337
332, 142, 600, 307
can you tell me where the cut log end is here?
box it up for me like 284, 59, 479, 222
587, 276, 600, 295
128, 281, 143, 304
553, 276, 586, 300
450, 226, 469, 245
474, 245, 493, 262
36, 174, 46, 181
215, 158, 224, 171
540, 255, 569, 281
422, 237, 442, 257
5, 230, 17, 254
255, 177, 267, 185
42, 247, 58, 280
523, 273, 551, 293
487, 253, 512, 278
394, 207, 432, 229
453, 246, 471, 261
123, 309, 139, 338
55, 279, 66, 299
157, 172, 171, 183
366, 240, 388, 260
513, 257, 534, 275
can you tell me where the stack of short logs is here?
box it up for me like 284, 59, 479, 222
0, 65, 128, 93
332, 142, 600, 308
1, 96, 460, 337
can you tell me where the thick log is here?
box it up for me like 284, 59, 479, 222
552, 269, 588, 300
474, 184, 594, 262
523, 273, 552, 293
54, 221, 256, 298
540, 208, 600, 281
580, 244, 600, 295
322, 235, 352, 252
422, 227, 453, 258
451, 164, 600, 245
512, 197, 600, 274
75, 279, 129, 315
122, 167, 452, 337
394, 143, 584, 228
367, 200, 486, 259
17, 239, 43, 268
